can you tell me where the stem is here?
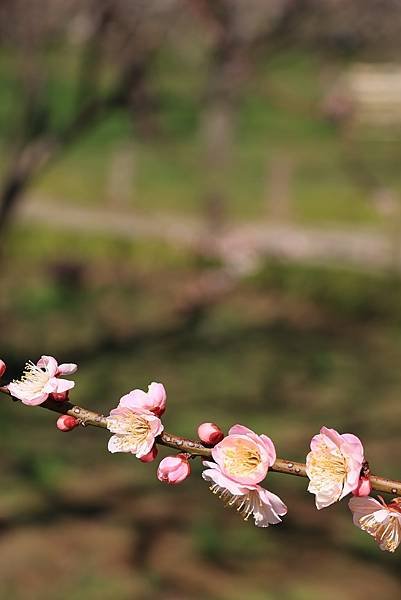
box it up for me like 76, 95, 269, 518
1, 385, 400, 496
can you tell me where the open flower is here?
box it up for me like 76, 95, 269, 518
118, 382, 166, 417
8, 355, 77, 406
106, 405, 163, 459
306, 426, 364, 509
349, 496, 401, 553
202, 424, 287, 527
211, 424, 276, 485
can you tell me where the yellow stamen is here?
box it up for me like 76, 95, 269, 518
223, 446, 261, 478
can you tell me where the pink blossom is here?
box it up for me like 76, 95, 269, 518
349, 496, 401, 552
157, 454, 191, 484
211, 424, 276, 486
118, 382, 166, 417
202, 461, 287, 527
56, 414, 79, 432
201, 424, 286, 527
197, 422, 224, 445
0, 359, 6, 378
106, 405, 163, 459
8, 355, 77, 406
306, 426, 364, 509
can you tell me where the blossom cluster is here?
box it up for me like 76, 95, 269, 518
2, 355, 401, 553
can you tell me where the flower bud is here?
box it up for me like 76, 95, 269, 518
56, 414, 79, 432
147, 382, 167, 416
352, 476, 372, 497
139, 445, 158, 463
52, 390, 69, 402
197, 422, 224, 446
0, 359, 6, 378
157, 454, 191, 484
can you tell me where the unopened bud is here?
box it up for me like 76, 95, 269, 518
352, 476, 372, 497
56, 414, 79, 432
157, 454, 191, 484
0, 359, 6, 378
197, 422, 224, 446
139, 445, 158, 463
52, 390, 69, 402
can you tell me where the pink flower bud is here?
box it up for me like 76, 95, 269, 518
157, 454, 191, 484
352, 476, 372, 497
51, 390, 69, 402
0, 359, 6, 378
197, 422, 224, 446
139, 445, 158, 463
56, 414, 79, 432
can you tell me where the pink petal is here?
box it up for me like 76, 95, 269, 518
119, 390, 149, 410
254, 487, 288, 526
228, 424, 256, 437
260, 434, 277, 466
349, 497, 390, 533
53, 378, 75, 393
259, 488, 288, 518
202, 462, 251, 495
148, 382, 166, 405
148, 415, 164, 437
37, 355, 58, 377
43, 379, 59, 394
57, 363, 77, 375
341, 435, 364, 462
319, 426, 344, 447
348, 496, 384, 520
21, 392, 49, 406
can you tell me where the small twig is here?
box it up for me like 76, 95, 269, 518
1, 385, 400, 495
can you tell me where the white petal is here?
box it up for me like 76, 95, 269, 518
57, 363, 78, 375
107, 434, 135, 453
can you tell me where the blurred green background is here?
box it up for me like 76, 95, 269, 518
1, 1, 401, 598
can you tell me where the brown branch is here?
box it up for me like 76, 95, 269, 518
1, 385, 400, 496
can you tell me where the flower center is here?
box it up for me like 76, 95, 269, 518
308, 442, 347, 488
12, 361, 50, 394
127, 413, 151, 443
223, 445, 261, 478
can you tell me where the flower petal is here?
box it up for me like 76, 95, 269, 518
119, 390, 149, 411
148, 382, 166, 405
202, 463, 249, 496
37, 355, 58, 377
253, 488, 288, 527
57, 363, 78, 375
108, 434, 136, 453
260, 434, 276, 466
53, 378, 75, 393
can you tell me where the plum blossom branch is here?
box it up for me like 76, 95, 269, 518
0, 384, 400, 496
3, 354, 401, 551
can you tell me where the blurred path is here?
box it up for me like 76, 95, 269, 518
18, 197, 400, 273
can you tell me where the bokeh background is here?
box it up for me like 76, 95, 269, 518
1, 1, 401, 598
